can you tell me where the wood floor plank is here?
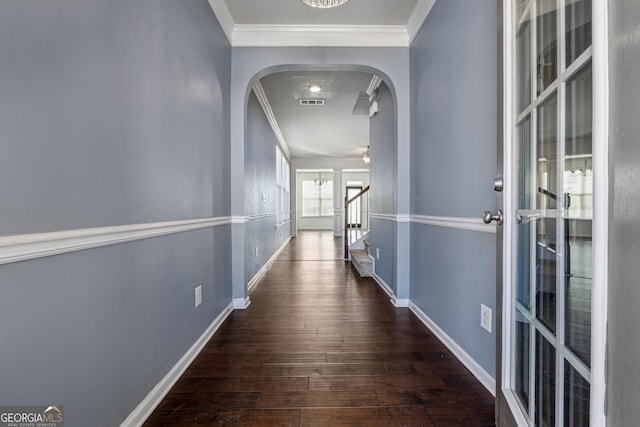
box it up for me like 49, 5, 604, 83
143, 231, 494, 426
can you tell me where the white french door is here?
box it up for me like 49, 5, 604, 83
499, 0, 605, 425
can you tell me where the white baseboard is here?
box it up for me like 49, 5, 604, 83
120, 302, 234, 427
372, 273, 394, 300
233, 297, 251, 309
393, 298, 410, 308
408, 301, 496, 396
247, 236, 292, 291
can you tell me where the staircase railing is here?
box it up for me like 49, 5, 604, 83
344, 186, 370, 259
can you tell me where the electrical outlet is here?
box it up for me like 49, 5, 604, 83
195, 285, 202, 308
481, 304, 492, 333
376, 248, 380, 260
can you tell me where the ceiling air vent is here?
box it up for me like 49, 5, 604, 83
300, 99, 325, 106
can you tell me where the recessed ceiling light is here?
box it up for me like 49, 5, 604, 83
309, 84, 322, 93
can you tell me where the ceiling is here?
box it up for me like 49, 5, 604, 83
258, 70, 374, 159
210, 0, 436, 161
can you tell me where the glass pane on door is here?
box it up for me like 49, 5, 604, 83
564, 361, 590, 426
508, 0, 593, 424
537, 0, 558, 94
535, 331, 556, 427
536, 94, 558, 335
566, 0, 593, 65
564, 62, 593, 367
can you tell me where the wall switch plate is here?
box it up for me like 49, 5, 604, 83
376, 248, 380, 260
255, 246, 259, 257
481, 304, 492, 333
195, 285, 202, 308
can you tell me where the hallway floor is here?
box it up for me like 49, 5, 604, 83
144, 231, 495, 426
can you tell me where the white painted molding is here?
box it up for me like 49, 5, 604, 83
120, 302, 234, 427
247, 236, 292, 291
366, 75, 383, 101
247, 212, 279, 221
409, 301, 496, 396
0, 217, 235, 266
207, 0, 436, 48
231, 25, 410, 47
207, 0, 235, 41
410, 214, 496, 234
233, 297, 251, 309
393, 298, 410, 308
406, 0, 437, 44
275, 220, 292, 229
369, 213, 410, 223
373, 272, 394, 300
252, 81, 291, 160
231, 216, 249, 224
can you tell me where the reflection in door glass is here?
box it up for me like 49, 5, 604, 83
566, 0, 592, 65
565, 63, 593, 367
537, 0, 558, 95
515, 312, 530, 412
564, 361, 590, 426
517, 19, 531, 113
516, 119, 532, 308
535, 331, 556, 427
536, 95, 558, 335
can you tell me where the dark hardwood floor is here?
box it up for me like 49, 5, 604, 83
144, 231, 495, 426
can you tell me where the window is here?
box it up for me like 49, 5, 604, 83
276, 147, 290, 224
301, 179, 333, 217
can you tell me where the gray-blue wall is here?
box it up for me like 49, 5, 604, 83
409, 0, 498, 377
369, 82, 398, 292
0, 0, 232, 425
607, 0, 640, 423
245, 91, 290, 283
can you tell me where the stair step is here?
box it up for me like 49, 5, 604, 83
350, 249, 373, 278
363, 239, 370, 251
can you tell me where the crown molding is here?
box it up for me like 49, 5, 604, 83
406, 0, 437, 44
208, 1, 437, 48
252, 81, 291, 160
207, 0, 235, 41
232, 25, 410, 47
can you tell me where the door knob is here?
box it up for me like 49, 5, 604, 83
483, 209, 503, 226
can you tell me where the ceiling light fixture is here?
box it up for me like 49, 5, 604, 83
301, 0, 350, 9
314, 172, 329, 186
362, 146, 370, 164
309, 84, 322, 93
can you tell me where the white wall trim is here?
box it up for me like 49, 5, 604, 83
406, 0, 437, 44
233, 297, 251, 309
120, 302, 234, 427
207, 0, 235, 41
393, 298, 410, 308
366, 75, 383, 101
591, 0, 609, 423
410, 214, 496, 234
208, 1, 437, 48
409, 301, 496, 396
0, 217, 235, 266
247, 212, 279, 221
373, 272, 394, 300
369, 213, 410, 223
231, 25, 410, 47
252, 81, 291, 160
231, 216, 249, 224
247, 236, 292, 291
